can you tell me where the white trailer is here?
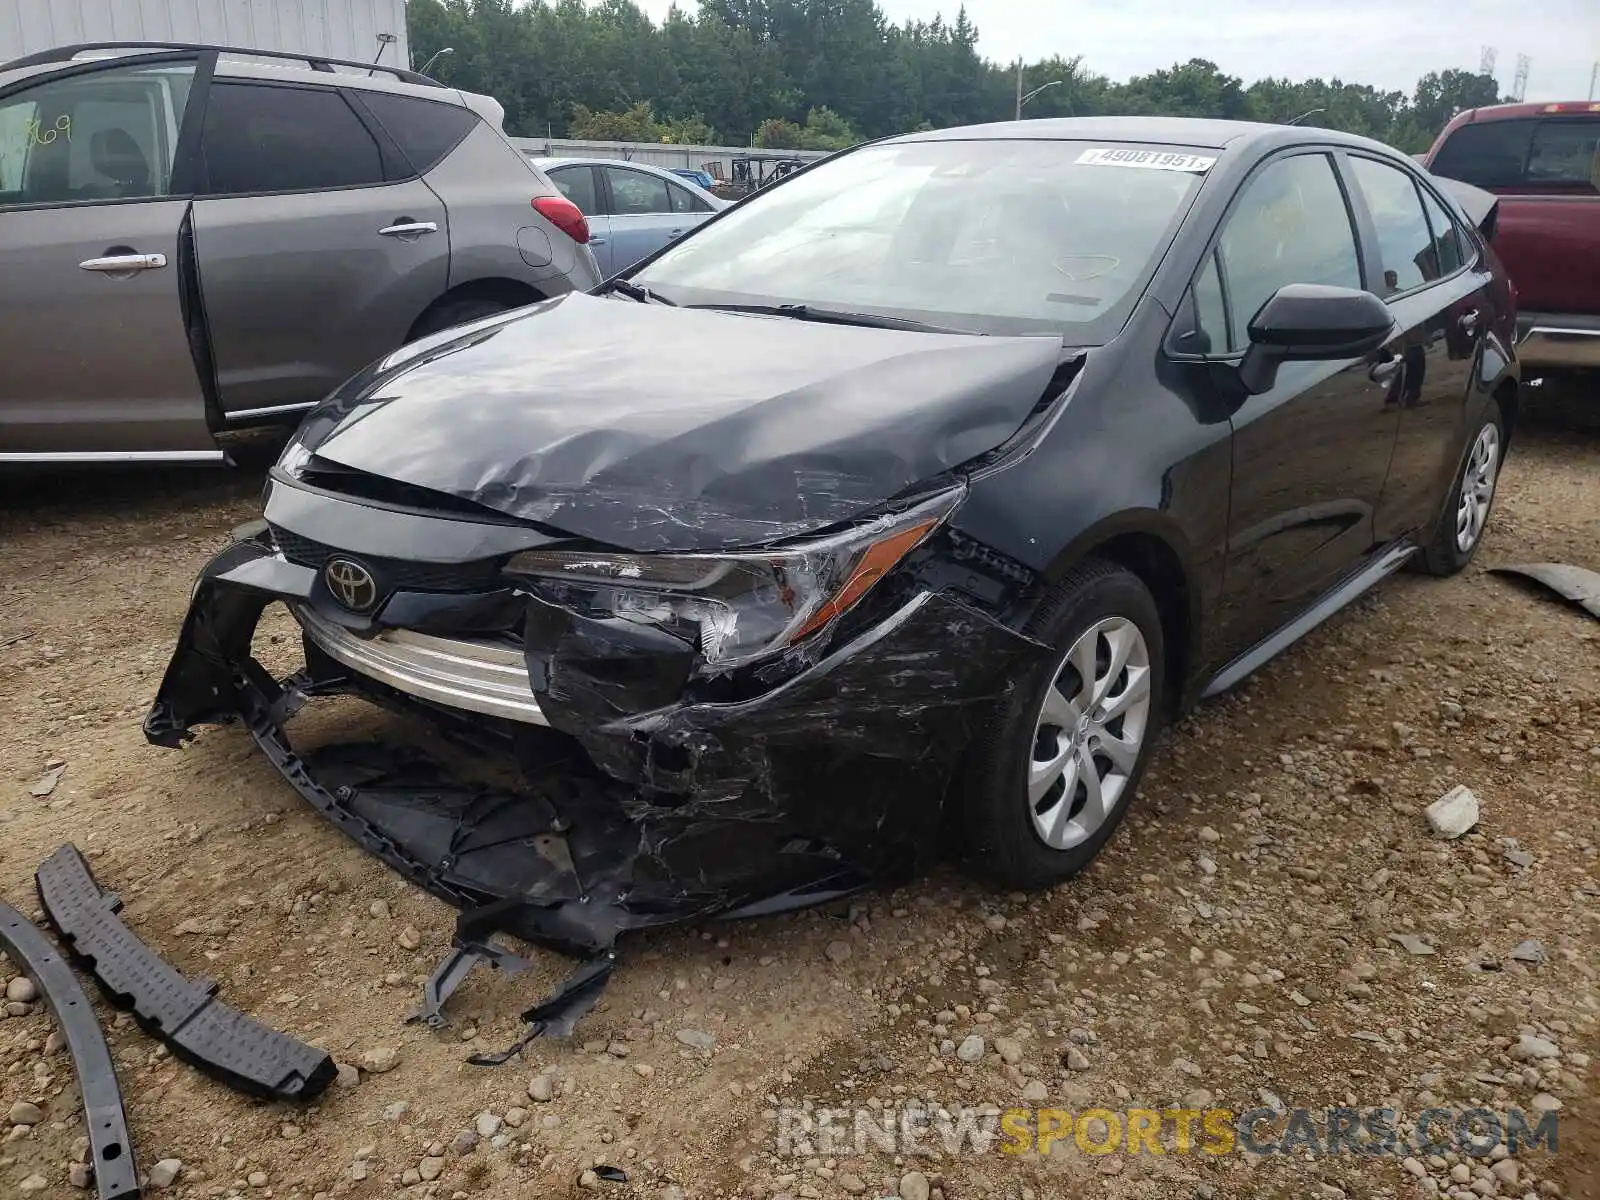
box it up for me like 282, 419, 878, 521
1, 0, 410, 70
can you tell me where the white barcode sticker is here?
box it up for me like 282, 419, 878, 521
1075, 147, 1217, 173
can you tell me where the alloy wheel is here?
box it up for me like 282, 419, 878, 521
1027, 616, 1153, 851
1455, 423, 1500, 554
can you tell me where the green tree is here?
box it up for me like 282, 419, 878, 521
754, 117, 805, 148
1394, 69, 1505, 151
798, 106, 857, 150
663, 112, 718, 144
569, 101, 663, 141
406, 0, 1515, 151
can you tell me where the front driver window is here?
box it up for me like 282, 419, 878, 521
0, 61, 196, 208
1217, 153, 1362, 351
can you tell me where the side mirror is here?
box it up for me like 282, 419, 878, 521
1237, 284, 1395, 394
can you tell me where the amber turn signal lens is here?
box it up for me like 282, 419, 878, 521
788, 518, 939, 643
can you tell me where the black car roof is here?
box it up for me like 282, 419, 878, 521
891, 115, 1402, 159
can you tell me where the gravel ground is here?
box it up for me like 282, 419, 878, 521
1, 391, 1597, 1200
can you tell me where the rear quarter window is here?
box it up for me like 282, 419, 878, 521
355, 91, 478, 176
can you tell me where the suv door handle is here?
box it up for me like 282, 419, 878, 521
1368, 354, 1404, 385
1458, 309, 1480, 334
378, 221, 439, 237
79, 253, 167, 272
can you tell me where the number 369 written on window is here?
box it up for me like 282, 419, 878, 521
25, 115, 72, 146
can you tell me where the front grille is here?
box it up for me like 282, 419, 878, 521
269, 524, 506, 593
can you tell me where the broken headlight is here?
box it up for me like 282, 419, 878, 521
503, 489, 962, 667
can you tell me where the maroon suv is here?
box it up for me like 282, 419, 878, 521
1425, 100, 1600, 373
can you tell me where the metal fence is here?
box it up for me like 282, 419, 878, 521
508, 136, 830, 179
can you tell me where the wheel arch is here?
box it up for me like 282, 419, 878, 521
406, 278, 546, 343
1041, 513, 1204, 716
1492, 376, 1519, 448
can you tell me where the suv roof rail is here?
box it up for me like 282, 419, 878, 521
2, 41, 441, 86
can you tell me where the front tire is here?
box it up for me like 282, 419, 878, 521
1416, 407, 1504, 577
962, 560, 1166, 890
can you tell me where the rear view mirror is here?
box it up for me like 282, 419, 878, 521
1238, 284, 1394, 394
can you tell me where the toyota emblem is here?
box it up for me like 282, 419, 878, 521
324, 557, 379, 612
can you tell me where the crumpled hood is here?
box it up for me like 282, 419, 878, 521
301, 292, 1064, 551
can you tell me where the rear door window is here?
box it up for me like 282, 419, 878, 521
1417, 186, 1466, 275
355, 91, 478, 177
667, 180, 707, 213
199, 82, 385, 195
1348, 156, 1439, 294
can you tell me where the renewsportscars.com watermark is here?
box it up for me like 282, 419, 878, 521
773, 1102, 1560, 1159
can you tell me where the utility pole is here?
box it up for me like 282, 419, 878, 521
1015, 58, 1024, 121
1590, 61, 1598, 101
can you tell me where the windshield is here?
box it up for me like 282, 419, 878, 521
632, 138, 1214, 338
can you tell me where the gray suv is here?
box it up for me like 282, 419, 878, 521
0, 42, 603, 463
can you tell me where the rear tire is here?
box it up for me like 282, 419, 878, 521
961, 559, 1166, 890
1415, 407, 1504, 577
408, 297, 512, 342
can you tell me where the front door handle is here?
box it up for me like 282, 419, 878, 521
79, 253, 167, 272
1368, 354, 1404, 385
1459, 309, 1480, 335
378, 220, 439, 237
590, 237, 608, 246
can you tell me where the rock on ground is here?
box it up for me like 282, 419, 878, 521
1424, 785, 1480, 838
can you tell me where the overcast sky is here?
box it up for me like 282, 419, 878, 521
642, 0, 1599, 102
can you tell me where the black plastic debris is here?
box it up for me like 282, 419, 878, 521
406, 937, 531, 1030
469, 950, 618, 1066
1490, 562, 1600, 620
0, 901, 140, 1200
590, 1166, 628, 1184
36, 844, 338, 1102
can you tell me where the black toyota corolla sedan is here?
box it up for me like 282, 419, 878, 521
148, 116, 1515, 1004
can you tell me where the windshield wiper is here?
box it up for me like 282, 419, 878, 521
686, 303, 975, 335
596, 278, 676, 306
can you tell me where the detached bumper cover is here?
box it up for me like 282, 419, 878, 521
144, 525, 1047, 972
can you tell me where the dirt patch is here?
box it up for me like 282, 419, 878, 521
1, 407, 1597, 1200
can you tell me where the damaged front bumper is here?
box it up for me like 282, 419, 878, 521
143, 520, 1047, 1028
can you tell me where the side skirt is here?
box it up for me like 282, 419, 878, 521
1201, 541, 1417, 699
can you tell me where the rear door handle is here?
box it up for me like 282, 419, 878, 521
79, 253, 167, 272
1368, 354, 1404, 385
378, 221, 439, 237
1459, 309, 1480, 334
590, 238, 608, 245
